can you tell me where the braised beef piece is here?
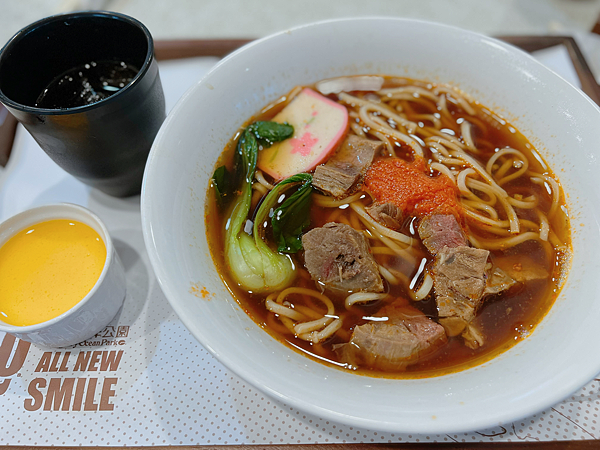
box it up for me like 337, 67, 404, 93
485, 266, 517, 295
462, 322, 485, 350
366, 202, 404, 230
334, 304, 447, 371
418, 214, 468, 255
484, 255, 549, 296
493, 255, 549, 283
313, 135, 383, 199
302, 222, 383, 292
434, 246, 489, 336
416, 214, 490, 340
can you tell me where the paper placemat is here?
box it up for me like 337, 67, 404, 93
0, 48, 598, 446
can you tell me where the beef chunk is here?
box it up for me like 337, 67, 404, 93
366, 202, 404, 230
485, 266, 517, 295
334, 305, 446, 371
418, 214, 489, 337
418, 214, 468, 255
484, 255, 549, 297
313, 135, 382, 199
302, 222, 384, 292
493, 255, 549, 282
417, 214, 490, 341
462, 322, 485, 350
434, 246, 490, 336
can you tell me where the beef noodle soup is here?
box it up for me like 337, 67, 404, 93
206, 75, 571, 378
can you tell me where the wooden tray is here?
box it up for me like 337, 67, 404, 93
1, 35, 599, 169
154, 36, 600, 108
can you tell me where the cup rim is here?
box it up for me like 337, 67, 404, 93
0, 10, 154, 115
0, 203, 114, 333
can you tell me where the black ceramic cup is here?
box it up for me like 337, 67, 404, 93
0, 11, 165, 197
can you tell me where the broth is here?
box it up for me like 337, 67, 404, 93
206, 76, 570, 378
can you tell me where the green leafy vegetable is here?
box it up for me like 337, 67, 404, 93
247, 121, 294, 147
223, 121, 300, 292
212, 121, 293, 206
266, 173, 313, 253
211, 165, 231, 206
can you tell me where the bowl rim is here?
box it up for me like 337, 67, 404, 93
141, 17, 600, 433
0, 202, 114, 333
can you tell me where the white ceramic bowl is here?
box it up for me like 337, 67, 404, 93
0, 203, 126, 347
141, 18, 600, 433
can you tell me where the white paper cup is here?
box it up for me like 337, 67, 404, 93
0, 203, 126, 347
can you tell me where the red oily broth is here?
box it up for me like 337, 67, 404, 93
205, 76, 571, 378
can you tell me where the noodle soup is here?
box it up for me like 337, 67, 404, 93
206, 75, 570, 378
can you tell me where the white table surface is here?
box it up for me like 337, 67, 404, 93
2, 0, 600, 82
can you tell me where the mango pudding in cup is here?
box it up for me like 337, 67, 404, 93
0, 204, 126, 347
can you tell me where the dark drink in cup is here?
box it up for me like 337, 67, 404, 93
0, 11, 165, 197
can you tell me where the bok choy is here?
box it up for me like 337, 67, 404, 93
213, 121, 312, 292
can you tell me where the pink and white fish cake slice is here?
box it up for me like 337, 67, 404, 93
258, 88, 348, 181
